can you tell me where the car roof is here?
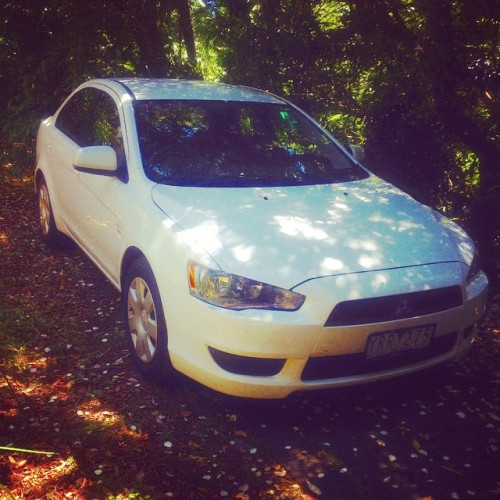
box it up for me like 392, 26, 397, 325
95, 78, 284, 104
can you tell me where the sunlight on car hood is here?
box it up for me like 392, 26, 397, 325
152, 177, 473, 289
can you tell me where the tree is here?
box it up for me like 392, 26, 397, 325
0, 0, 200, 171
1, 0, 498, 277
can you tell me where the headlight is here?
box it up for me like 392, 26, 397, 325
466, 248, 481, 285
188, 262, 305, 311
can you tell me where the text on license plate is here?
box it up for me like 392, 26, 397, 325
366, 324, 435, 359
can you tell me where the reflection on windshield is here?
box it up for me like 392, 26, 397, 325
134, 100, 368, 187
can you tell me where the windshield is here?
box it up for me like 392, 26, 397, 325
134, 100, 368, 187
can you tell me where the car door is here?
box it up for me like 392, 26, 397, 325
46, 87, 99, 234
68, 90, 127, 282
47, 86, 126, 282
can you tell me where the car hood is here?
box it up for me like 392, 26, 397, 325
152, 176, 472, 290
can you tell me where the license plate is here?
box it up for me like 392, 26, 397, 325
366, 324, 435, 359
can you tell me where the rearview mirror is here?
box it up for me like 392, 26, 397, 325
348, 144, 365, 163
73, 146, 117, 176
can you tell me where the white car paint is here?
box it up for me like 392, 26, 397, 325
35, 78, 489, 399
150, 178, 472, 290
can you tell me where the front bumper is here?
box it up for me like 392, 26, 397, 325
163, 264, 488, 399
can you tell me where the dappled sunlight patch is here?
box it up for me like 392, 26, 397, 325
115, 424, 150, 442
231, 244, 256, 263
274, 215, 329, 240
0, 405, 19, 418
0, 346, 73, 403
347, 238, 378, 252
76, 398, 120, 424
177, 220, 223, 254
22, 375, 73, 403
7, 455, 78, 498
396, 219, 424, 232
76, 407, 122, 428
368, 213, 394, 226
358, 254, 382, 269
321, 257, 344, 273
2, 345, 35, 373
370, 273, 389, 292
76, 398, 149, 442
332, 201, 349, 210
0, 168, 33, 186
458, 241, 475, 262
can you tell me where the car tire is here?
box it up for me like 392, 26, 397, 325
37, 176, 63, 246
124, 257, 173, 381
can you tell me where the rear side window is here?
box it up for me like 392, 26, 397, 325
55, 88, 99, 145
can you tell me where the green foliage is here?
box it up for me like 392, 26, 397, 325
1, 0, 498, 268
320, 112, 366, 146
0, 0, 200, 172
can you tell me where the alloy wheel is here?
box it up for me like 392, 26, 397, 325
127, 277, 158, 363
38, 184, 51, 237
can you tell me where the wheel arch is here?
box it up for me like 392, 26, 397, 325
120, 246, 147, 291
121, 247, 174, 380
34, 168, 45, 192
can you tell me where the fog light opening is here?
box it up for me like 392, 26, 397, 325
208, 347, 285, 377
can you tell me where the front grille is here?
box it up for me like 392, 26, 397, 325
325, 286, 463, 327
301, 332, 457, 381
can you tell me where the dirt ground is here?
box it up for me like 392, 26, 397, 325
1, 176, 499, 499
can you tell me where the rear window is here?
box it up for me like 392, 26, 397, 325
134, 100, 368, 187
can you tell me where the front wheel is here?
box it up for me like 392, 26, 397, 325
123, 257, 172, 381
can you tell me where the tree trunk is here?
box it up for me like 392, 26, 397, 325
227, 0, 251, 21
133, 1, 172, 77
176, 0, 197, 65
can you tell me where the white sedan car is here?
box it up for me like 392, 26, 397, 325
35, 78, 488, 398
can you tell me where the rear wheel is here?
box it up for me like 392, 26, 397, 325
124, 257, 172, 381
37, 176, 63, 246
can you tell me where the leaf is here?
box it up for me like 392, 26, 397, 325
306, 479, 322, 495
412, 439, 421, 452
76, 477, 88, 488
440, 465, 462, 476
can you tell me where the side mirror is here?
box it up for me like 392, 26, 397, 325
73, 146, 117, 176
348, 144, 365, 163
